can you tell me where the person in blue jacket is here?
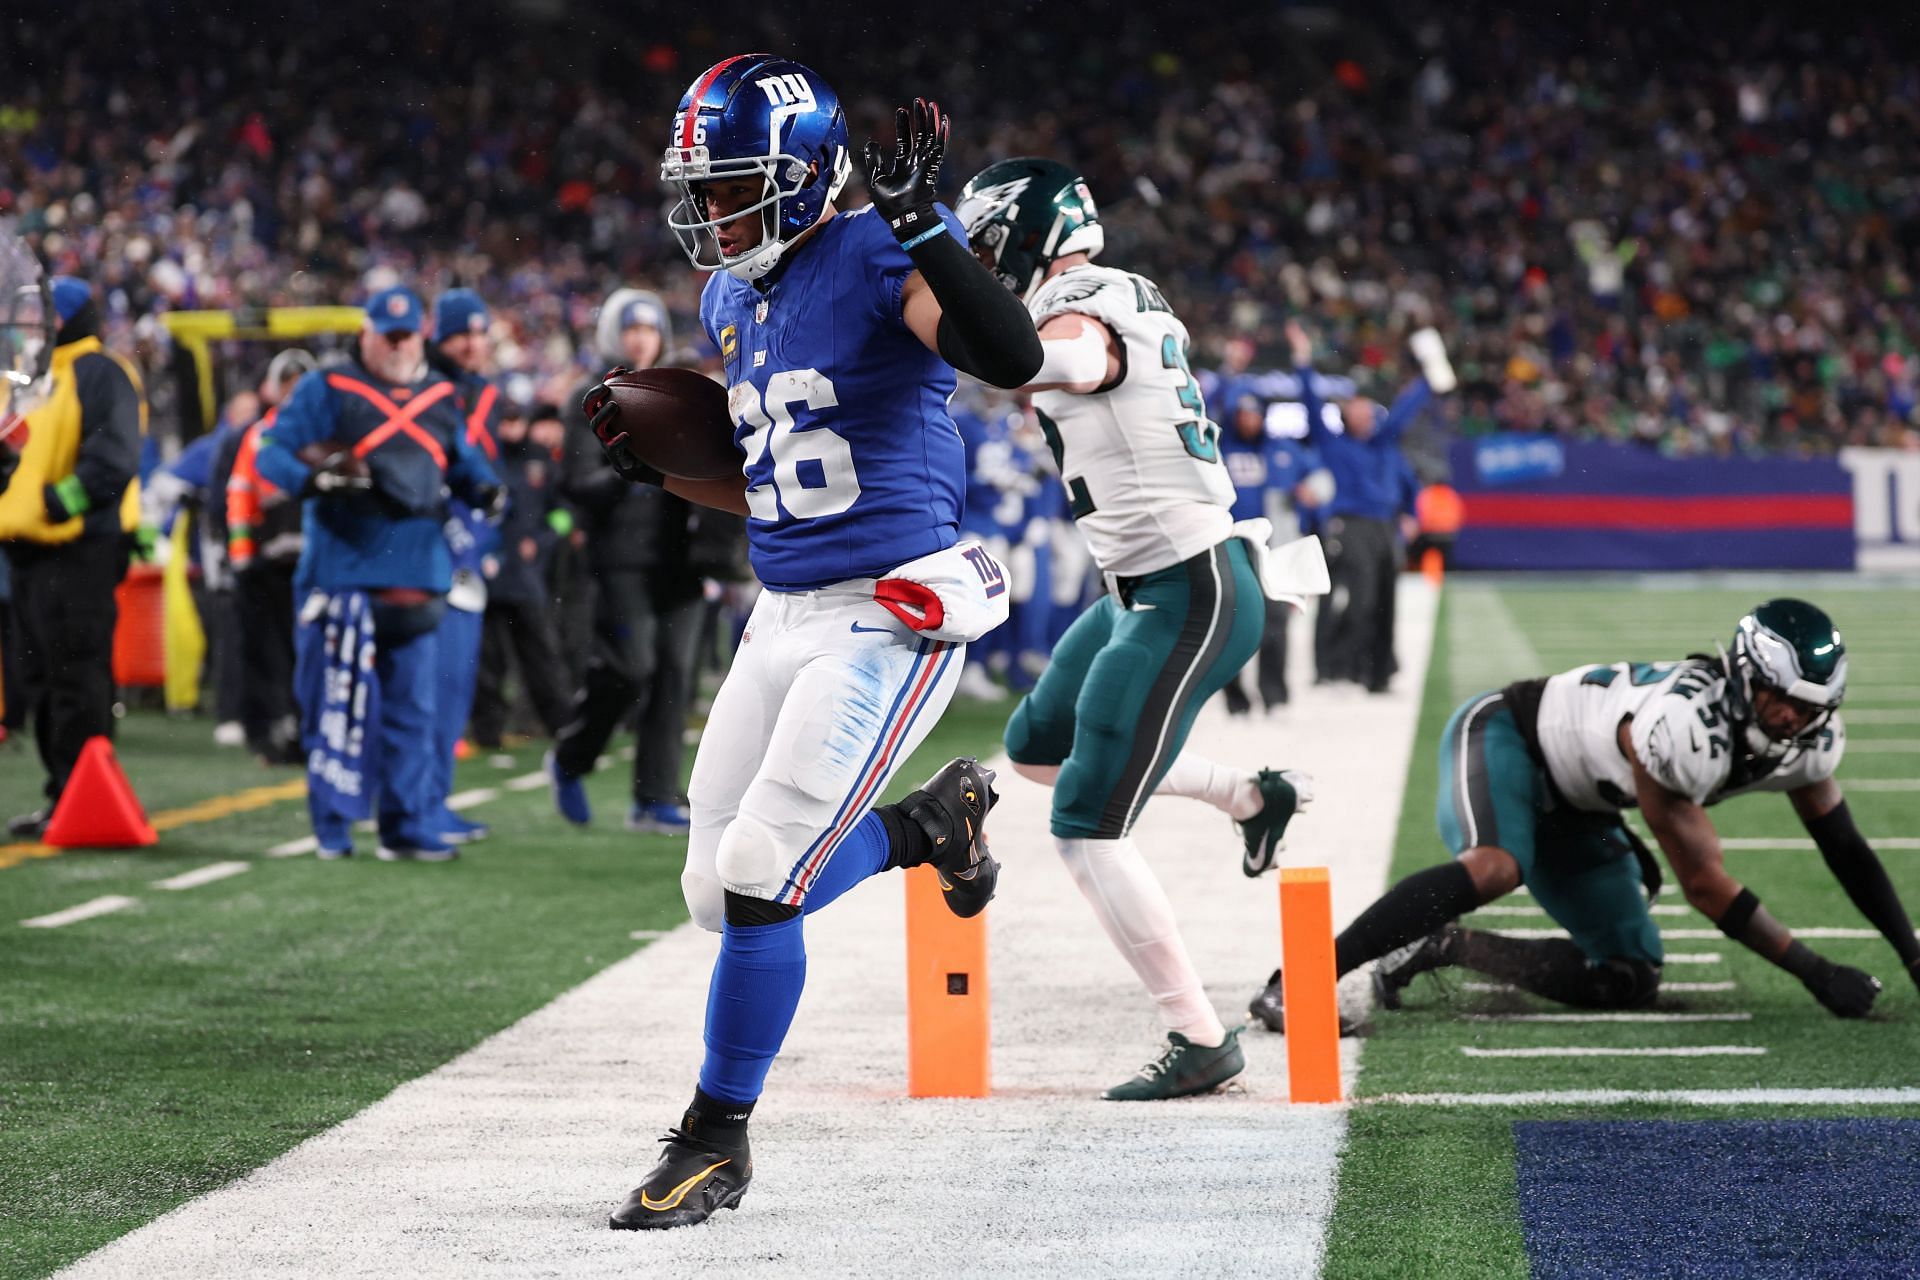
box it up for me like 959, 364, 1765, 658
256, 285, 502, 861
1288, 319, 1432, 693
1218, 390, 1311, 712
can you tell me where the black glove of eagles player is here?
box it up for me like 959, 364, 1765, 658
861, 99, 1041, 390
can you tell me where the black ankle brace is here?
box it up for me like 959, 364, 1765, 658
876, 801, 933, 870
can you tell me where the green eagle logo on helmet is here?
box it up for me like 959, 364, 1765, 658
955, 157, 1105, 302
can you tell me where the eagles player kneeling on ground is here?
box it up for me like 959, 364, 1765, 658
1251, 599, 1918, 1029
587, 62, 1041, 1231
957, 158, 1315, 1100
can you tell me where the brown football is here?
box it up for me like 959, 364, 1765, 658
601, 367, 740, 481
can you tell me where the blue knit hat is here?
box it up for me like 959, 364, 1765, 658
433, 288, 489, 343
50, 276, 93, 324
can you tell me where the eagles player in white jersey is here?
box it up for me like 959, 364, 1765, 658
957, 158, 1313, 1099
1250, 599, 1918, 1030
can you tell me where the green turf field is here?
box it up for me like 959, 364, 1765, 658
1323, 580, 1920, 1279
0, 698, 1010, 1280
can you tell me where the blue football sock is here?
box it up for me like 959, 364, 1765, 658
697, 912, 807, 1105
802, 810, 893, 916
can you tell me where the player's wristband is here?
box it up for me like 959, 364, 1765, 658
885, 202, 942, 245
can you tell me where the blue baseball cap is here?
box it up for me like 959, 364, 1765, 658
433, 288, 489, 344
365, 286, 425, 336
50, 276, 93, 324
617, 295, 666, 332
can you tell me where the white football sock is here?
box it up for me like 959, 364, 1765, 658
1055, 836, 1227, 1046
1154, 754, 1262, 821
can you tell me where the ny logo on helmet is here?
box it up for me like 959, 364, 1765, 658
757, 74, 816, 111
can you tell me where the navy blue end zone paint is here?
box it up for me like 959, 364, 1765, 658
1514, 1120, 1920, 1279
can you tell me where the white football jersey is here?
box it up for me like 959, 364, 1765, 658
1028, 264, 1235, 577
1533, 658, 1844, 813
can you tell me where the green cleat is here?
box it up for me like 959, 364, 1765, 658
1101, 1029, 1245, 1101
1238, 768, 1314, 877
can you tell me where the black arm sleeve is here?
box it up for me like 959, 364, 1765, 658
905, 229, 1043, 389
71, 352, 142, 521
1805, 799, 1920, 968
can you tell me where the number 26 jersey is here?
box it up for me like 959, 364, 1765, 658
700, 204, 968, 591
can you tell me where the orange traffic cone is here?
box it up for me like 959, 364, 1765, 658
43, 736, 159, 848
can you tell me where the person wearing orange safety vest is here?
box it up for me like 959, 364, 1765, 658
0, 276, 144, 838
221, 347, 316, 762
256, 286, 502, 861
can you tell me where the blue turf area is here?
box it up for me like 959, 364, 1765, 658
1513, 1119, 1920, 1279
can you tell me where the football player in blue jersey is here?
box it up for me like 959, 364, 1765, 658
582, 57, 1041, 1230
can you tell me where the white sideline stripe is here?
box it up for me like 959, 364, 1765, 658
53, 578, 1440, 1280
1461, 980, 1736, 994
266, 837, 318, 858
1469, 903, 1688, 917
1371, 1087, 1920, 1107
445, 788, 498, 811
21, 895, 138, 929
1499, 926, 1906, 941
1722, 837, 1920, 850
1464, 1011, 1750, 1024
1846, 779, 1920, 791
503, 771, 547, 792
1663, 952, 1722, 964
1845, 739, 1920, 753
1461, 1045, 1766, 1059
153, 862, 250, 892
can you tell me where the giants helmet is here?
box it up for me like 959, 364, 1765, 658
954, 157, 1104, 302
1723, 598, 1847, 757
662, 54, 851, 282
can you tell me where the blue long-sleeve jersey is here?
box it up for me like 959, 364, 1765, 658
1294, 366, 1431, 522
257, 359, 499, 595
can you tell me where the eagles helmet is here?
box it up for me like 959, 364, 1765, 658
954, 158, 1104, 302
662, 54, 851, 282
1723, 598, 1847, 756
0, 234, 53, 426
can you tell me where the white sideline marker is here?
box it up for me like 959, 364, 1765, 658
503, 771, 547, 793
446, 788, 499, 811
266, 836, 319, 858
1461, 1045, 1766, 1059
1464, 1011, 1750, 1024
1663, 952, 1722, 964
21, 895, 139, 929
1372, 1086, 1920, 1107
153, 862, 250, 891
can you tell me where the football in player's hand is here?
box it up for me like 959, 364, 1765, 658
598, 368, 740, 481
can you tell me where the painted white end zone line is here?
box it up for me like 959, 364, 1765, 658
446, 788, 499, 811
266, 837, 318, 858
1461, 1045, 1766, 1058
503, 771, 547, 792
1464, 1011, 1750, 1024
153, 862, 250, 891
1663, 952, 1722, 964
21, 895, 138, 929
1461, 980, 1735, 993
1500, 927, 1909, 941
1470, 903, 1689, 917
1371, 1087, 1920, 1107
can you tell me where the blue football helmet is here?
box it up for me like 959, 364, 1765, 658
662, 54, 851, 282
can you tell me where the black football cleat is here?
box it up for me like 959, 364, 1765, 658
1371, 926, 1461, 1011
1248, 969, 1359, 1037
609, 1126, 751, 1231
901, 757, 1000, 918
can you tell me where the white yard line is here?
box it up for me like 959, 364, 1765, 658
153, 862, 250, 891
1838, 709, 1920, 724
1721, 837, 1920, 850
266, 837, 318, 858
1463, 1011, 1750, 1024
1499, 926, 1907, 941
627, 930, 669, 942
1844, 779, 1920, 792
1460, 1045, 1766, 1059
503, 771, 548, 792
1444, 580, 1541, 705
1469, 903, 1689, 917
1663, 952, 1723, 964
446, 788, 499, 811
57, 579, 1439, 1280
21, 895, 139, 929
1460, 980, 1736, 994
1371, 1086, 1920, 1107
1844, 740, 1920, 753
488, 754, 518, 769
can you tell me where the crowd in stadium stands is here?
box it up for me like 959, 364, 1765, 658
5, 3, 1919, 463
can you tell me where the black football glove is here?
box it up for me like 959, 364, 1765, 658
580, 368, 664, 487
473, 484, 509, 523
303, 449, 373, 496
864, 98, 949, 245
1801, 954, 1883, 1018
